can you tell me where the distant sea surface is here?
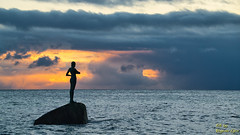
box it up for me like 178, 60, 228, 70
0, 89, 240, 134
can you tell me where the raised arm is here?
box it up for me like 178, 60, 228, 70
75, 69, 80, 74
66, 68, 71, 76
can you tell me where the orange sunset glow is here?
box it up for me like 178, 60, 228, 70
142, 69, 160, 79
0, 49, 151, 89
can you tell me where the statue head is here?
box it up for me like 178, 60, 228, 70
71, 61, 76, 68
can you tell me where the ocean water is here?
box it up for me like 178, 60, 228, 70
0, 89, 239, 135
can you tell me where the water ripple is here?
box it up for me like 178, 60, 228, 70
0, 90, 240, 134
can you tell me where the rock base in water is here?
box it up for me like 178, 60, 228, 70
34, 102, 88, 125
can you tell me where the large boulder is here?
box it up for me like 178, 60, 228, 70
34, 102, 88, 125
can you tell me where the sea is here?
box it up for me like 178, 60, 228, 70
0, 89, 239, 135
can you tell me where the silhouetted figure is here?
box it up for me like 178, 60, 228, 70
66, 61, 80, 103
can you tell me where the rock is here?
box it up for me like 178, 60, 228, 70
34, 102, 88, 125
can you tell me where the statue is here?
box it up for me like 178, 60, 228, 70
66, 61, 80, 103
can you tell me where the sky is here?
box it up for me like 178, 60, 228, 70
0, 0, 240, 89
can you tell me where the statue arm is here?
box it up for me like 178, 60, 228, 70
66, 68, 71, 76
76, 69, 80, 74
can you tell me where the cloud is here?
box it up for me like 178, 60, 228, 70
33, 0, 187, 6
1, 23, 239, 54
0, 8, 239, 31
4, 53, 11, 60
0, 28, 66, 55
120, 64, 144, 72
28, 56, 60, 68
14, 61, 20, 66
121, 64, 135, 72
0, 8, 239, 54
79, 61, 159, 89
36, 0, 133, 5
4, 52, 31, 60
0, 8, 240, 89
120, 47, 240, 89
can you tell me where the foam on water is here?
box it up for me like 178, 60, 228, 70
0, 90, 240, 134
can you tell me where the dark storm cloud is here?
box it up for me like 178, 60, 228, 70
1, 23, 239, 56
78, 32, 240, 89
0, 27, 67, 55
111, 45, 240, 90
4, 52, 31, 60
28, 56, 60, 68
0, 8, 240, 31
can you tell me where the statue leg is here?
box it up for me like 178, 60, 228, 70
70, 78, 76, 103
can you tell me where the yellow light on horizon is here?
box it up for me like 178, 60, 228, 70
0, 49, 151, 89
